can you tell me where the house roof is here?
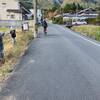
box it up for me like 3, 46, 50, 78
7, 9, 21, 13
19, 2, 31, 14
78, 8, 97, 15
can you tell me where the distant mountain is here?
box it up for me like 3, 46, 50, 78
19, 0, 63, 9
19, 0, 100, 9
19, 0, 54, 9
62, 0, 100, 5
62, 0, 100, 6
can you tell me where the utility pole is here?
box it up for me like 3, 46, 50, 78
33, 0, 37, 38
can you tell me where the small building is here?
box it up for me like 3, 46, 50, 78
0, 0, 22, 20
30, 9, 42, 22
62, 8, 98, 21
78, 8, 98, 18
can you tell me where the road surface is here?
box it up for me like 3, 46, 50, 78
0, 24, 100, 100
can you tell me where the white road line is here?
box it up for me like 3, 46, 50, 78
60, 26, 100, 47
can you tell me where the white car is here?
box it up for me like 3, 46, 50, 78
72, 21, 87, 25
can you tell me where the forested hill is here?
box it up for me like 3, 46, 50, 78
62, 0, 100, 5
19, 0, 100, 9
19, 0, 54, 9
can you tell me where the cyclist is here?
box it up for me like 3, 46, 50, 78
43, 20, 48, 35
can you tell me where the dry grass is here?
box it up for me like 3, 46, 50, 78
72, 25, 100, 40
0, 28, 33, 80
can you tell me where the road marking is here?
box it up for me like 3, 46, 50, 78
29, 59, 35, 63
60, 26, 100, 47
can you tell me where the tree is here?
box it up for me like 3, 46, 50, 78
97, 7, 100, 18
62, 3, 84, 13
63, 4, 72, 13
77, 3, 83, 10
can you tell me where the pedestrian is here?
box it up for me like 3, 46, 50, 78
43, 19, 48, 35
41, 17, 43, 26
0, 32, 5, 64
10, 26, 16, 45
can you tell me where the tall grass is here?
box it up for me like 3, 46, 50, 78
0, 29, 33, 80
72, 25, 100, 40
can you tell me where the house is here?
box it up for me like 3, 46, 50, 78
78, 8, 98, 18
30, 9, 42, 22
0, 0, 22, 20
19, 2, 31, 20
62, 8, 98, 22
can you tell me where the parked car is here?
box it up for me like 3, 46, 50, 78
66, 22, 73, 28
72, 20, 87, 25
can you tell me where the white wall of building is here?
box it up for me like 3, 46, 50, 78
30, 9, 42, 21
0, 0, 22, 20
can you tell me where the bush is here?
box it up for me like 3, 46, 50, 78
95, 31, 100, 41
86, 18, 100, 25
86, 18, 94, 24
96, 18, 100, 25
52, 16, 64, 24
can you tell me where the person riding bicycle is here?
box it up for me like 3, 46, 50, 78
43, 20, 48, 34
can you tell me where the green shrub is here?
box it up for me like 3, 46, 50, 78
95, 31, 100, 41
52, 16, 64, 24
86, 18, 100, 25
96, 17, 100, 25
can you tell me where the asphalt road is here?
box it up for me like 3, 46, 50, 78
0, 24, 100, 100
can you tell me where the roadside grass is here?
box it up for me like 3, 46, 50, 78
0, 29, 33, 81
71, 25, 100, 41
